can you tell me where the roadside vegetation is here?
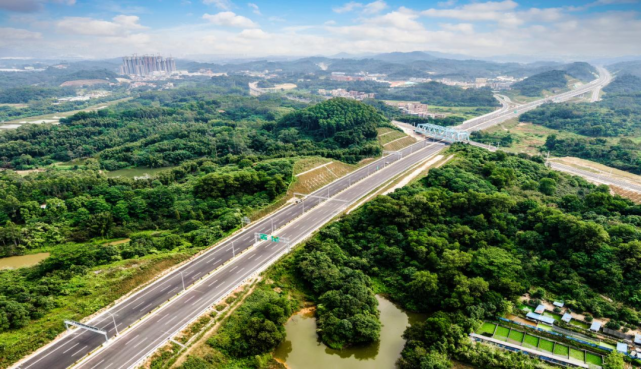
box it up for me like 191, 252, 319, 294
474, 74, 641, 175
0, 87, 392, 367
175, 144, 640, 369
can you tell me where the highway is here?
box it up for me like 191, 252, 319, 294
548, 162, 641, 193
455, 66, 612, 132
16, 139, 446, 369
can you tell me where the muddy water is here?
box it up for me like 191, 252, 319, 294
0, 252, 50, 269
274, 295, 424, 369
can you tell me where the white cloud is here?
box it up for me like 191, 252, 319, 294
437, 0, 457, 7
333, 2, 363, 13
203, 0, 233, 10
203, 11, 258, 28
57, 15, 146, 36
4, 0, 641, 61
364, 8, 423, 31
0, 0, 75, 13
236, 28, 269, 39
440, 22, 474, 34
248, 3, 261, 15
333, 1, 387, 14
363, 1, 387, 14
422, 1, 523, 27
0, 27, 42, 42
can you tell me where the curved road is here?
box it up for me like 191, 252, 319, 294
456, 66, 612, 132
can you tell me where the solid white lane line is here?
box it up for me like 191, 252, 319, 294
164, 316, 178, 326
132, 300, 147, 310
183, 295, 195, 304
132, 337, 148, 349
22, 335, 83, 368
72, 149, 442, 369
72, 346, 88, 357
89, 359, 105, 369
62, 343, 80, 354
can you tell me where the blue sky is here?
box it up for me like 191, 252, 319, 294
0, 0, 640, 60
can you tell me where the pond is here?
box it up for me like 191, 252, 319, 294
274, 295, 424, 369
0, 252, 50, 269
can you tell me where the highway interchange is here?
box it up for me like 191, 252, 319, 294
455, 66, 613, 132
17, 138, 446, 369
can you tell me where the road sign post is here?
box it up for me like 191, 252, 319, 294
64, 320, 108, 343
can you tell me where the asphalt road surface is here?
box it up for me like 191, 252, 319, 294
549, 162, 641, 193
468, 142, 641, 193
17, 139, 446, 369
455, 66, 612, 132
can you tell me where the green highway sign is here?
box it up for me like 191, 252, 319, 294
259, 233, 268, 240
272, 236, 280, 243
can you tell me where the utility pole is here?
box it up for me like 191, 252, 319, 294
109, 313, 118, 336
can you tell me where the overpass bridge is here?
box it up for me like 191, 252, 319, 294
414, 123, 470, 142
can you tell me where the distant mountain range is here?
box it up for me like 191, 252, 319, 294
3, 51, 634, 83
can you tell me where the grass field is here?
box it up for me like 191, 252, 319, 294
106, 166, 176, 179
554, 344, 569, 356
383, 136, 416, 151
543, 311, 562, 322
523, 334, 539, 348
570, 348, 585, 361
519, 304, 534, 312
377, 127, 406, 145
536, 323, 553, 332
569, 319, 590, 329
479, 322, 496, 335
508, 330, 524, 343
539, 339, 554, 352
599, 342, 616, 350
494, 326, 510, 340
586, 352, 603, 365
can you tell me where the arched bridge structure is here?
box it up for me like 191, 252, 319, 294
415, 123, 470, 142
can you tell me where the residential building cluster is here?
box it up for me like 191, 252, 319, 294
391, 102, 446, 118
120, 55, 176, 76
329, 72, 387, 82
57, 91, 111, 102
317, 88, 375, 100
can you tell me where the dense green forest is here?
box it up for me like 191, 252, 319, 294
0, 86, 78, 104
174, 145, 640, 369
510, 70, 569, 97
520, 75, 641, 137
518, 74, 641, 174
376, 82, 500, 108
608, 61, 641, 78
510, 63, 596, 98
0, 93, 383, 170
0, 89, 390, 366
0, 67, 118, 90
